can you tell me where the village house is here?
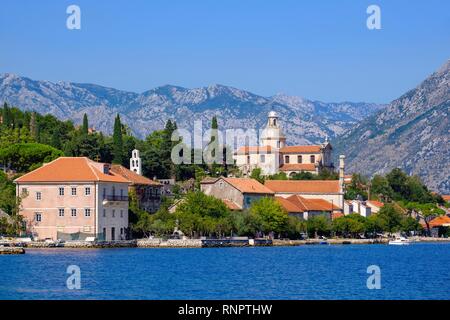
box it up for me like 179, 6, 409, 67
366, 200, 384, 214
109, 149, 162, 213
200, 177, 274, 210
275, 195, 341, 220
110, 165, 161, 214
343, 200, 372, 217
234, 111, 334, 177
14, 157, 130, 241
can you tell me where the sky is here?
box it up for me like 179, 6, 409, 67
0, 0, 449, 104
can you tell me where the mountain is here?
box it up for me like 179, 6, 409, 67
334, 60, 450, 194
0, 74, 383, 145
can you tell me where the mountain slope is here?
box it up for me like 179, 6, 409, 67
334, 60, 450, 193
0, 74, 383, 145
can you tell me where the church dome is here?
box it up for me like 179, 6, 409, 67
268, 111, 278, 118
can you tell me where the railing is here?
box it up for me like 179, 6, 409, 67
103, 195, 128, 201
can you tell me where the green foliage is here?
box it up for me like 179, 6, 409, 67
112, 114, 124, 164
175, 191, 231, 237
81, 113, 89, 135
370, 174, 393, 201
332, 214, 366, 238
249, 197, 288, 235
306, 215, 331, 238
250, 168, 264, 184
0, 143, 63, 172
345, 173, 368, 200
377, 203, 403, 233
267, 172, 288, 180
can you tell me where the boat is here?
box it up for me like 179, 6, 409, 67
388, 236, 410, 245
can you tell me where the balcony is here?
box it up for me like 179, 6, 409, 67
102, 195, 128, 206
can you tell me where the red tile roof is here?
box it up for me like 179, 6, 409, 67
279, 145, 322, 153
428, 215, 450, 228
279, 163, 316, 172
265, 180, 341, 194
367, 200, 384, 208
222, 199, 241, 210
276, 195, 340, 213
14, 157, 129, 183
110, 164, 160, 186
442, 195, 450, 202
224, 178, 274, 194
275, 196, 303, 213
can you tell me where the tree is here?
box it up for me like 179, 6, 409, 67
249, 197, 288, 237
81, 113, 89, 135
0, 143, 63, 172
306, 215, 331, 238
29, 111, 38, 141
112, 114, 124, 164
250, 168, 264, 184
370, 174, 393, 201
2, 102, 12, 128
404, 202, 445, 234
378, 204, 403, 234
345, 173, 368, 200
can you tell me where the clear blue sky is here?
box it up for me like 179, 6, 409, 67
0, 0, 449, 103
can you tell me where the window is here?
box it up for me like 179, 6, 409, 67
277, 141, 280, 148
247, 156, 250, 164
85, 208, 91, 217
59, 187, 64, 196
103, 209, 106, 217
112, 209, 115, 218
85, 187, 91, 196
310, 155, 315, 163
58, 208, 65, 217
260, 154, 265, 163
36, 192, 42, 200
285, 155, 290, 164
22, 188, 28, 194
103, 188, 106, 198
120, 210, 123, 218
35, 213, 42, 222
298, 155, 302, 163
71, 209, 77, 217
71, 187, 77, 196
120, 189, 123, 197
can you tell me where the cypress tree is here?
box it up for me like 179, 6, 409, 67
112, 114, 124, 164
30, 111, 38, 140
2, 102, 12, 128
81, 113, 89, 135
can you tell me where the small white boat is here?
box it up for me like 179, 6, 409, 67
389, 236, 410, 245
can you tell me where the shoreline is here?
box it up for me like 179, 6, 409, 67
2, 237, 449, 250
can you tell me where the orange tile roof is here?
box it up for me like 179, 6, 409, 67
222, 199, 241, 210
224, 178, 274, 194
235, 146, 273, 154
265, 180, 341, 194
367, 200, 384, 208
14, 157, 129, 183
428, 215, 450, 228
279, 145, 322, 153
275, 196, 304, 213
110, 164, 160, 186
442, 195, 450, 202
286, 195, 341, 211
279, 163, 316, 172
332, 212, 344, 220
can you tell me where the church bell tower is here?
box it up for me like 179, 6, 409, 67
130, 149, 142, 175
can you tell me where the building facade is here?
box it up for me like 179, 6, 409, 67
110, 164, 162, 213
201, 177, 274, 210
234, 111, 334, 177
14, 157, 130, 241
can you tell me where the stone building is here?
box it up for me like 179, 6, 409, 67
234, 111, 334, 177
200, 177, 274, 210
110, 164, 162, 213
14, 157, 130, 241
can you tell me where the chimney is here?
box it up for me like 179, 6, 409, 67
339, 155, 345, 210
339, 155, 345, 189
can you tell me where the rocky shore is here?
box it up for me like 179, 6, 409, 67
0, 246, 25, 254
1, 237, 448, 250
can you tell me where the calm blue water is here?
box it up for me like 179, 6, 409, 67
1, 243, 449, 300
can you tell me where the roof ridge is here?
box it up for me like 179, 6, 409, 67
14, 156, 63, 182
86, 158, 101, 181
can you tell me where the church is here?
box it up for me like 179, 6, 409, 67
234, 111, 334, 177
